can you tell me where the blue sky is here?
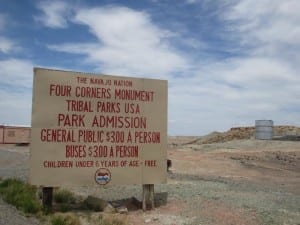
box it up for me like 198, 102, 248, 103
0, 0, 299, 135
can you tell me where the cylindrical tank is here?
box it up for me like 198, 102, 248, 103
255, 120, 273, 140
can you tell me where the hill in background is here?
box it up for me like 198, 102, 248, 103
169, 126, 300, 146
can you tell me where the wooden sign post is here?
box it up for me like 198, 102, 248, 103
142, 184, 155, 210
42, 187, 53, 210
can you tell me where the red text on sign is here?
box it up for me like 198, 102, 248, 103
97, 101, 120, 113
50, 84, 72, 97
66, 100, 93, 112
66, 145, 86, 158
57, 113, 85, 127
75, 86, 111, 99
144, 160, 156, 167
40, 129, 75, 142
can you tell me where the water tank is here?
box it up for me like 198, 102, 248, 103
255, 120, 273, 140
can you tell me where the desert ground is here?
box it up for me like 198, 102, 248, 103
0, 126, 299, 225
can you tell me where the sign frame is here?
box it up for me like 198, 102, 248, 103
30, 68, 168, 187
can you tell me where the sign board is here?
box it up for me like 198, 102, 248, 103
30, 68, 167, 186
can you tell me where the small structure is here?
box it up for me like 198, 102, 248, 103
255, 120, 273, 140
0, 125, 31, 144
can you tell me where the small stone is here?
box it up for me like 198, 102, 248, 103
153, 217, 159, 221
117, 206, 128, 214
144, 218, 151, 223
104, 203, 116, 213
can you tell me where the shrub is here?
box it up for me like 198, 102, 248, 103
97, 215, 127, 225
0, 178, 41, 214
51, 214, 80, 225
54, 189, 75, 204
83, 195, 108, 211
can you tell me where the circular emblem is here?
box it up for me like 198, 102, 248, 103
94, 168, 111, 185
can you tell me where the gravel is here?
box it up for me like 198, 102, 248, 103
0, 147, 29, 181
0, 146, 37, 225
0, 198, 39, 225
1, 143, 300, 225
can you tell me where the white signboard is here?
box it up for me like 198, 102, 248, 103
30, 68, 167, 186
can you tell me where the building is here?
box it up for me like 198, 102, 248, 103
0, 125, 31, 144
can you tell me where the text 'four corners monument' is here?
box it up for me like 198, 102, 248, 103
30, 68, 168, 187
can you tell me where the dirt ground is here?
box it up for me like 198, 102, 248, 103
0, 138, 299, 225
166, 139, 300, 225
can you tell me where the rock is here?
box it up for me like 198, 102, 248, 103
131, 196, 142, 208
144, 218, 151, 223
153, 217, 159, 221
104, 203, 116, 213
116, 206, 128, 214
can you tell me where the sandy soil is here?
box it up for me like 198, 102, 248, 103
0, 139, 299, 225
166, 139, 300, 225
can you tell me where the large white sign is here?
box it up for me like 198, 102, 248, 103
30, 68, 167, 186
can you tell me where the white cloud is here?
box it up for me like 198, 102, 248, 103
172, 53, 300, 134
168, 57, 300, 135
0, 59, 33, 88
45, 2, 300, 135
0, 37, 16, 53
0, 13, 20, 54
0, 89, 32, 126
49, 6, 189, 77
0, 58, 33, 126
166, 0, 300, 134
224, 0, 300, 47
221, 58, 298, 85
185, 0, 197, 4
35, 1, 70, 28
0, 15, 14, 53
0, 14, 32, 125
